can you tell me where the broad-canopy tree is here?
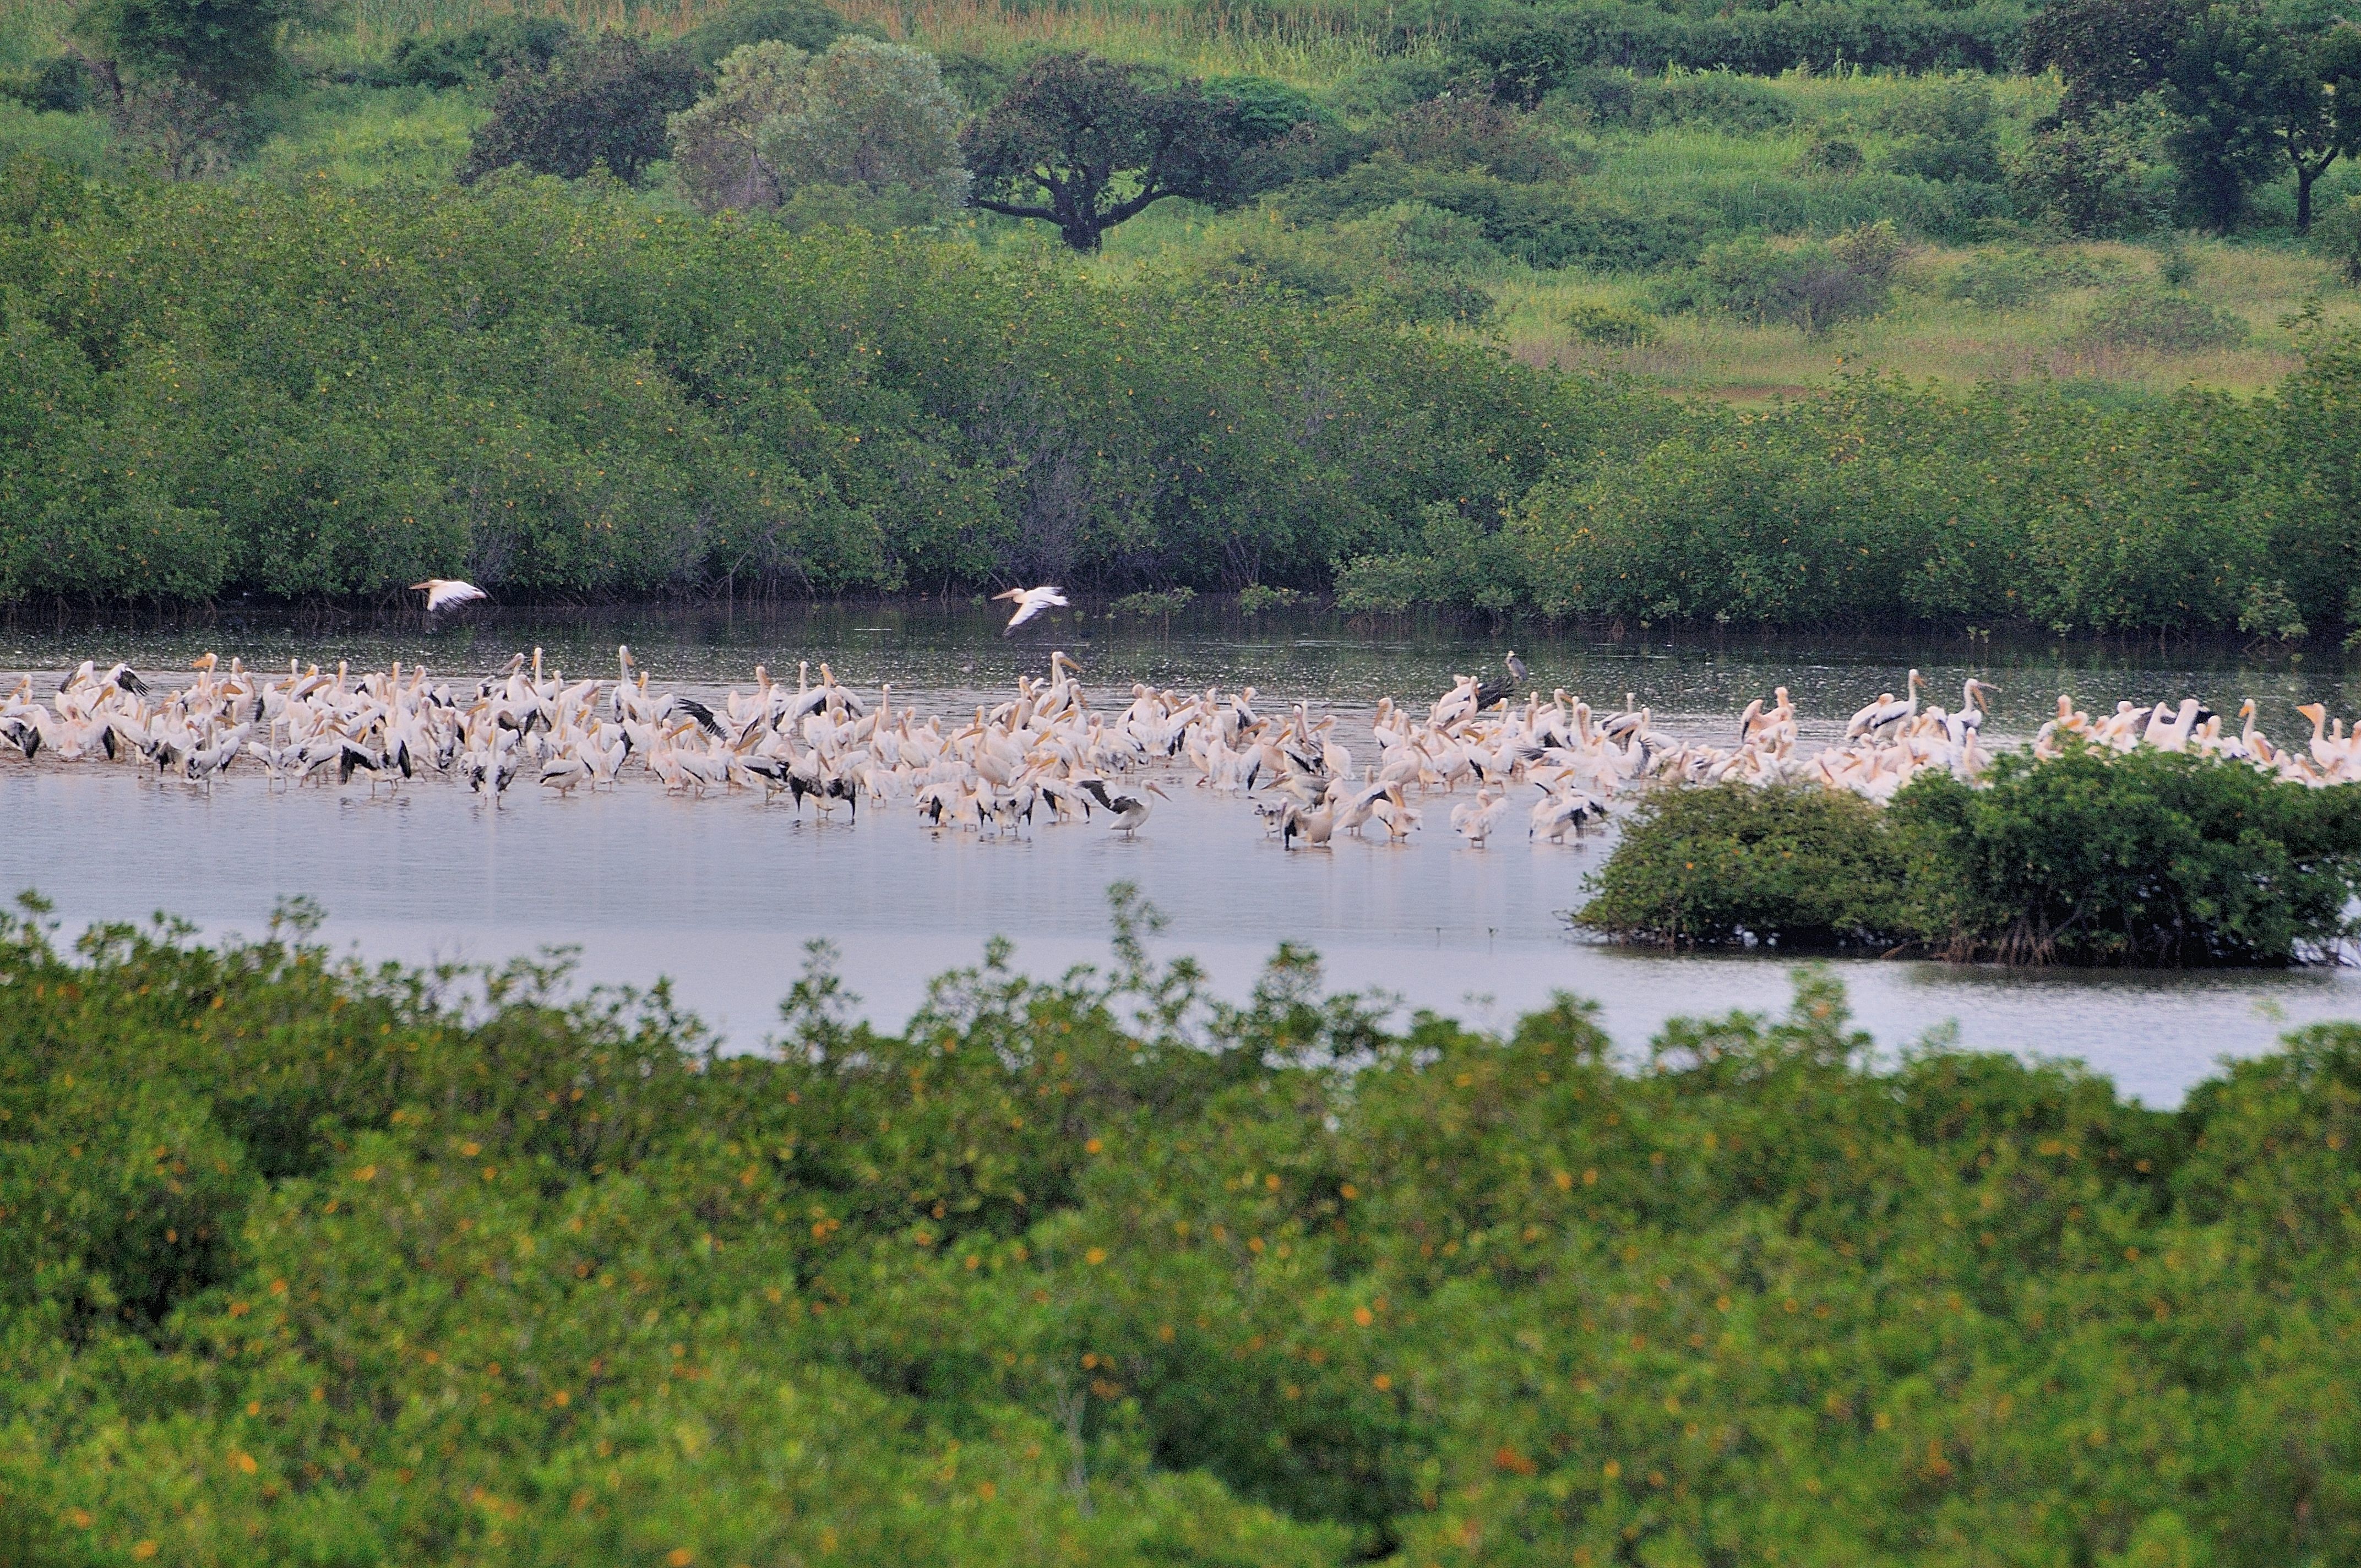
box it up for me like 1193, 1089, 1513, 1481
671, 37, 965, 215
2029, 0, 2361, 231
2163, 7, 2361, 230
70, 0, 330, 99
960, 52, 1242, 252
2021, 0, 2197, 122
459, 31, 705, 187
758, 37, 967, 205
670, 40, 812, 213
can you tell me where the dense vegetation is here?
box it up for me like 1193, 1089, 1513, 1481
1576, 747, 2361, 961
9, 156, 2361, 632
3, 892, 2359, 1563
0, 158, 1599, 603
4, 0, 2361, 623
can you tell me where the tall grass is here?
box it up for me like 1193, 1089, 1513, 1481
1494, 238, 2361, 400
317, 0, 1425, 80
829, 0, 1418, 84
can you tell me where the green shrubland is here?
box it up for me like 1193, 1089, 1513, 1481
1577, 748, 2361, 963
8, 149, 2361, 631
4, 0, 2361, 622
4, 891, 2361, 1562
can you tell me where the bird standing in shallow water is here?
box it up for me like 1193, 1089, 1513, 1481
1080, 778, 1168, 837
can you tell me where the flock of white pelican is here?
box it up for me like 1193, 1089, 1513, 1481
6, 646, 2357, 850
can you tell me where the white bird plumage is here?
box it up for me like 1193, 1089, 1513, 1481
411, 578, 488, 614
993, 585, 1068, 636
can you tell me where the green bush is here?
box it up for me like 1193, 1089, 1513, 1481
2004, 99, 2178, 237
9, 888, 2361, 1564
2079, 286, 2249, 351
376, 15, 577, 89
1894, 746, 2361, 964
1941, 245, 2113, 307
2310, 193, 2361, 284
678, 0, 845, 68
0, 160, 1598, 603
1561, 297, 1658, 345
1573, 783, 1908, 947
1577, 749, 2361, 964
0, 55, 95, 114
1874, 76, 2003, 184
1658, 219, 1899, 331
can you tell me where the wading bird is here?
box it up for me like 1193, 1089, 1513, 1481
1080, 777, 1167, 837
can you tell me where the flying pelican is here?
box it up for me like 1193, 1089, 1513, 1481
1079, 777, 1167, 837
994, 585, 1069, 636
412, 578, 489, 614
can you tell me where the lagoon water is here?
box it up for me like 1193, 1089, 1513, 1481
9, 602, 2361, 1106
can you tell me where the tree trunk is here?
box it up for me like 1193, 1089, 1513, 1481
2295, 150, 2337, 234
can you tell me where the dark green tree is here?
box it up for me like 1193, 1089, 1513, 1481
678, 0, 842, 69
2163, 8, 2361, 231
2162, 7, 2293, 229
70, 0, 326, 99
2277, 25, 2361, 231
458, 32, 705, 187
379, 15, 576, 90
959, 52, 1241, 252
2022, 0, 2197, 122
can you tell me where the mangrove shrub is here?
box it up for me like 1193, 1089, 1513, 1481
1576, 747, 2361, 963
4, 896, 2361, 1563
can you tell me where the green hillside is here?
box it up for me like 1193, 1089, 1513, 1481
8, 0, 2361, 624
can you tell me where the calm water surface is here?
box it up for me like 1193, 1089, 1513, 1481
8, 603, 2360, 1106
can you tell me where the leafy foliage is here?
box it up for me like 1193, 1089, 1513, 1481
1896, 746, 2361, 963
1573, 784, 1908, 947
755, 36, 966, 206
671, 36, 966, 214
668, 37, 809, 213
0, 159, 1594, 603
374, 15, 576, 90
7, 893, 2361, 1564
961, 51, 1242, 252
678, 0, 844, 70
1653, 220, 1903, 331
70, 0, 328, 100
2079, 285, 2249, 351
1580, 749, 2361, 963
458, 31, 704, 186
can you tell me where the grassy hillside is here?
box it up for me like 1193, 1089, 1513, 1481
7, 0, 2359, 405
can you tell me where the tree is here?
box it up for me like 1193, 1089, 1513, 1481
670, 40, 811, 214
2022, 0, 2197, 123
379, 15, 576, 90
71, 0, 328, 100
960, 52, 1240, 252
459, 32, 705, 187
671, 37, 965, 216
758, 38, 966, 206
679, 0, 842, 70
2162, 7, 2361, 231
2276, 25, 2361, 231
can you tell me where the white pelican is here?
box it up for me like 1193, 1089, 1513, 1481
411, 578, 489, 614
994, 585, 1069, 636
1080, 778, 1167, 837
1847, 671, 1923, 739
